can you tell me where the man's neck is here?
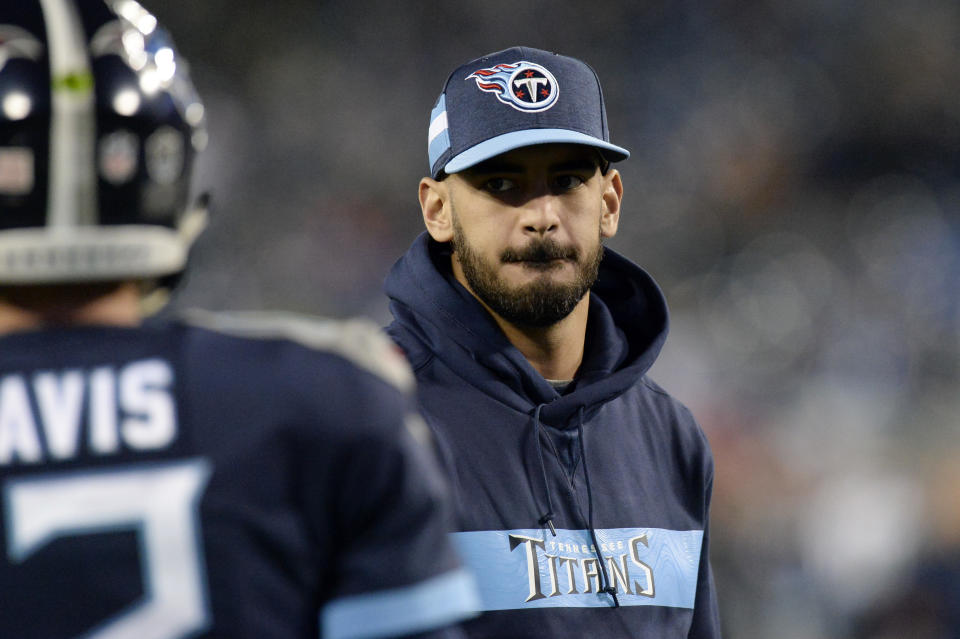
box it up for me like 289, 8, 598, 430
486, 293, 590, 381
0, 282, 143, 335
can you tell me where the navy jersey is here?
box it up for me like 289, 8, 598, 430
0, 311, 477, 639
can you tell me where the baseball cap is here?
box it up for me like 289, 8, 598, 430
427, 46, 630, 179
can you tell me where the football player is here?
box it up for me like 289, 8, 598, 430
0, 1, 476, 637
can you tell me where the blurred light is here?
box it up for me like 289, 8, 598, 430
846, 175, 957, 339
155, 47, 177, 83
185, 102, 205, 126
775, 380, 902, 474
137, 13, 157, 35
113, 88, 141, 116
802, 469, 924, 613
121, 29, 147, 70
2, 91, 32, 120
139, 68, 161, 95
698, 233, 832, 386
731, 267, 808, 343
192, 130, 209, 152
114, 0, 157, 35
735, 233, 838, 316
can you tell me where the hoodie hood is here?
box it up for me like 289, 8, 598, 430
384, 233, 668, 427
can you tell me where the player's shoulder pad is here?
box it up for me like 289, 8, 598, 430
180, 309, 414, 393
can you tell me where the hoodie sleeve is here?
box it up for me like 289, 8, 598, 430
688, 461, 722, 638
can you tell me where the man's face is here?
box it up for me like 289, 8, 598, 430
435, 144, 622, 328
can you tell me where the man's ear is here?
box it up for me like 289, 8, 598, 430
600, 169, 623, 239
420, 177, 453, 242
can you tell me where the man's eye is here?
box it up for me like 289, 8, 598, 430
554, 175, 585, 190
484, 178, 516, 193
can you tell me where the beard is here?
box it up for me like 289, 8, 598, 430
450, 213, 604, 328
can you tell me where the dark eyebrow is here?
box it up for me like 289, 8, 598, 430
464, 157, 600, 176
549, 158, 600, 173
464, 160, 526, 175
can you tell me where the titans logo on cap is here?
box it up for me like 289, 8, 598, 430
466, 61, 559, 113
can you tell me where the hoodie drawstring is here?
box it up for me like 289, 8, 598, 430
532, 403, 557, 536
533, 404, 620, 608
577, 406, 621, 607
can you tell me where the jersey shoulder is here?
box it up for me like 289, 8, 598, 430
178, 309, 413, 393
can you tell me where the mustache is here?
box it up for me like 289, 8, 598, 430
501, 240, 579, 263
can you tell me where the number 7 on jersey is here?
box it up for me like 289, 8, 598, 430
4, 460, 212, 639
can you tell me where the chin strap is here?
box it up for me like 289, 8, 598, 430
142, 193, 211, 316
177, 193, 210, 246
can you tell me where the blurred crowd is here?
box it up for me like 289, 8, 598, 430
152, 0, 960, 636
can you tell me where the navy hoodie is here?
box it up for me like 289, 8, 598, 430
386, 233, 721, 638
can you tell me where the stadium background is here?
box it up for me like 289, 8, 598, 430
151, 1, 960, 636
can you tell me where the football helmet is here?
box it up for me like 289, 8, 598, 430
0, 0, 206, 284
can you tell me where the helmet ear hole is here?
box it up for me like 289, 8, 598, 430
0, 0, 206, 287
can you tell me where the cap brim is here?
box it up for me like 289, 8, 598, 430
443, 128, 630, 175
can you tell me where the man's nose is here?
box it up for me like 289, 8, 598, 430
519, 193, 561, 237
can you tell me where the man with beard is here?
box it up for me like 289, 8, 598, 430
384, 47, 721, 638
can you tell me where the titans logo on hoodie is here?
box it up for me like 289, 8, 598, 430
386, 234, 721, 638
